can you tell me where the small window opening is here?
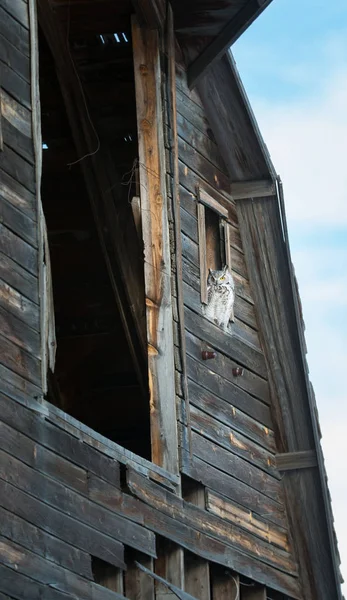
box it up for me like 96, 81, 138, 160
197, 188, 232, 305
205, 205, 223, 271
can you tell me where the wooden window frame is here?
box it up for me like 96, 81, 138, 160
197, 187, 232, 305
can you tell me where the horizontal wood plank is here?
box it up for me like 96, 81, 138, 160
0, 6, 30, 55
185, 326, 269, 398
0, 61, 31, 108
127, 469, 296, 575
0, 144, 35, 193
0, 224, 37, 275
187, 378, 275, 451
0, 477, 125, 569
0, 536, 127, 600
0, 504, 92, 579
0, 33, 30, 82
190, 427, 281, 497
0, 278, 39, 330
0, 447, 156, 556
0, 391, 122, 488
0, 167, 36, 220
186, 355, 272, 427
0, 198, 37, 247
0, 333, 41, 385
0, 0, 29, 29
0, 304, 40, 357
182, 455, 287, 529
207, 491, 290, 557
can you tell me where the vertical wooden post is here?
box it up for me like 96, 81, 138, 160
132, 18, 179, 473
197, 202, 207, 304
211, 566, 239, 600
155, 539, 184, 600
125, 552, 155, 600
183, 481, 210, 599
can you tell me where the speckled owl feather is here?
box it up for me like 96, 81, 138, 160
204, 265, 235, 330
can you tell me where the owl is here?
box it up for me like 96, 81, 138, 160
204, 265, 235, 331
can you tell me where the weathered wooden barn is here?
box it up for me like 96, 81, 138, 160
0, 0, 343, 598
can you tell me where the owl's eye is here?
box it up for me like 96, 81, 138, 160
220, 276, 225, 281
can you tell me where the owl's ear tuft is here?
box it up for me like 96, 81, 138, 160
208, 268, 212, 274
223, 264, 228, 274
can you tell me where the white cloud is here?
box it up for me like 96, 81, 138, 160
253, 70, 347, 225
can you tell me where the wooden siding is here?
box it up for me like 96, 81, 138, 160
173, 63, 301, 597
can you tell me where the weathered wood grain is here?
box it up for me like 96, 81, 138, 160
197, 202, 207, 303
0, 391, 121, 488
0, 144, 35, 192
0, 562, 77, 600
0, 198, 37, 247
132, 17, 178, 473
0, 477, 125, 569
178, 161, 234, 222
0, 333, 40, 385
0, 0, 29, 29
211, 567, 239, 600
0, 6, 29, 55
0, 167, 36, 220
206, 490, 289, 551
1, 380, 179, 490
128, 469, 295, 575
275, 450, 317, 471
187, 378, 275, 451
0, 363, 41, 401
0, 504, 93, 579
1, 116, 34, 164
185, 326, 268, 398
0, 305, 40, 357
0, 448, 156, 556
183, 481, 210, 600
125, 472, 300, 597
197, 54, 270, 182
125, 553, 155, 600
186, 355, 272, 427
0, 419, 89, 494
0, 278, 39, 330
0, 33, 30, 82
190, 427, 281, 498
182, 456, 287, 529
0, 224, 37, 275
0, 537, 127, 600
0, 61, 31, 108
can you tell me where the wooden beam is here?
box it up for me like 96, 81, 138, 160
197, 202, 207, 304
231, 179, 275, 200
37, 0, 147, 394
132, 17, 179, 473
198, 187, 229, 218
275, 450, 317, 472
135, 560, 197, 600
183, 481, 210, 600
187, 0, 273, 88
211, 567, 239, 600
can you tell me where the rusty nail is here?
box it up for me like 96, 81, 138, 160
232, 367, 244, 377
202, 350, 216, 361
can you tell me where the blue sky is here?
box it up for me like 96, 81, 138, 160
233, 0, 347, 592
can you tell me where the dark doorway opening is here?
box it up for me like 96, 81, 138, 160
38, 3, 151, 459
